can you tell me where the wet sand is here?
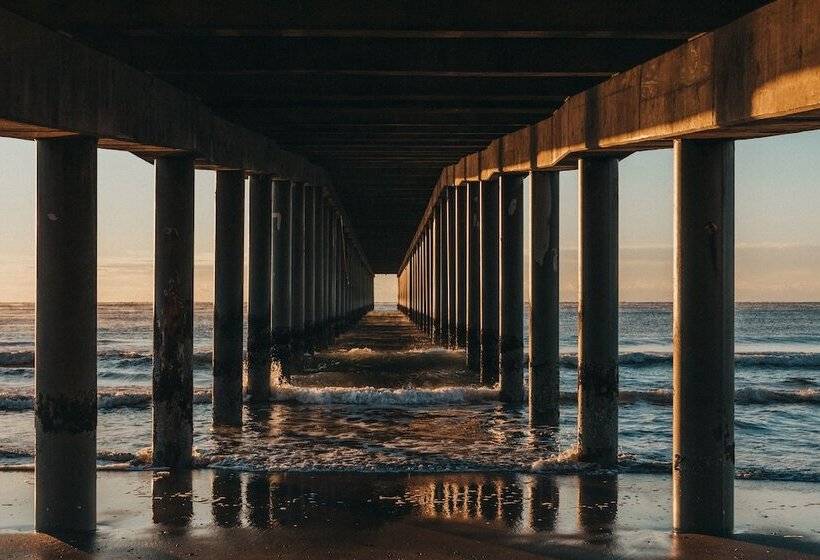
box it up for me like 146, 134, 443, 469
1, 470, 817, 559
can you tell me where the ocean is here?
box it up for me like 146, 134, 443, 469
0, 302, 817, 481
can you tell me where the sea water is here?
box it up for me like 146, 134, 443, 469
0, 302, 817, 480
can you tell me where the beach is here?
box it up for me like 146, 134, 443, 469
1, 470, 818, 559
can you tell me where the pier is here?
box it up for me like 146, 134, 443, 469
0, 0, 817, 547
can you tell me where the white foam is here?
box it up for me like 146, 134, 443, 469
269, 384, 498, 406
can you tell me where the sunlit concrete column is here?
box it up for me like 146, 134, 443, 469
447, 186, 457, 347
529, 171, 561, 426
673, 139, 735, 536
499, 174, 525, 403
436, 198, 449, 345
290, 182, 305, 367
247, 174, 273, 403
153, 154, 195, 469
480, 178, 500, 385
428, 222, 434, 338
466, 182, 481, 371
213, 170, 245, 424
35, 136, 97, 533
303, 185, 316, 352
456, 185, 467, 347
577, 157, 619, 465
271, 180, 292, 382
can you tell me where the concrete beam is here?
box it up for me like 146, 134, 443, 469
400, 0, 819, 270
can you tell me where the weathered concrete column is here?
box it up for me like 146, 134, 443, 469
35, 136, 97, 534
303, 185, 316, 352
480, 178, 500, 385
673, 139, 735, 536
246, 174, 272, 402
428, 223, 434, 338
456, 185, 467, 347
499, 174, 525, 403
329, 210, 338, 338
271, 180, 292, 382
153, 154, 195, 469
447, 186, 457, 347
437, 198, 449, 345
213, 170, 245, 425
529, 171, 561, 426
466, 182, 481, 371
577, 157, 619, 466
316, 192, 327, 347
290, 183, 305, 366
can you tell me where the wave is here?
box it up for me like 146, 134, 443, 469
0, 385, 816, 412
270, 384, 498, 406
530, 448, 820, 482
0, 350, 34, 367
0, 388, 212, 411
0, 350, 215, 368
557, 351, 820, 370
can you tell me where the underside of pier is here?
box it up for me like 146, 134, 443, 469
0, 0, 818, 545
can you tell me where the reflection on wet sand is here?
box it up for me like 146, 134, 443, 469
578, 474, 618, 545
151, 470, 193, 528
150, 470, 577, 536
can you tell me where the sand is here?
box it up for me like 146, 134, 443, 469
1, 470, 818, 559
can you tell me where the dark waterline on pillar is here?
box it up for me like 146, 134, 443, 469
247, 175, 272, 403
577, 158, 619, 466
35, 136, 97, 534
673, 139, 735, 536
213, 170, 245, 424
529, 172, 561, 426
499, 174, 524, 403
153, 154, 195, 469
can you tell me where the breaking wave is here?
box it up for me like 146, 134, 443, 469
270, 384, 498, 405
558, 351, 820, 370
0, 388, 212, 411
0, 350, 214, 368
1, 385, 817, 412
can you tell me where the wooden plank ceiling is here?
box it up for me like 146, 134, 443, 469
1, 1, 770, 272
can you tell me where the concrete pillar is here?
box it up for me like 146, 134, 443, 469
437, 198, 449, 345
153, 154, 195, 469
466, 182, 481, 371
499, 174, 525, 403
577, 157, 619, 466
430, 222, 438, 339
316, 192, 327, 347
456, 185, 467, 347
35, 136, 97, 534
213, 170, 245, 425
303, 185, 315, 352
271, 180, 292, 382
480, 178, 500, 385
529, 171, 561, 426
673, 139, 735, 536
447, 186, 457, 347
290, 183, 305, 365
246, 174, 272, 402
329, 210, 338, 337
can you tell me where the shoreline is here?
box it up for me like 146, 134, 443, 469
2, 470, 818, 559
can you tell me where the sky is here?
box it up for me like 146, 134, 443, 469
0, 131, 818, 303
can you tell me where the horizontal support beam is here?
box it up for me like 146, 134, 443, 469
400, 0, 820, 271
5, 1, 767, 39
0, 6, 374, 273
